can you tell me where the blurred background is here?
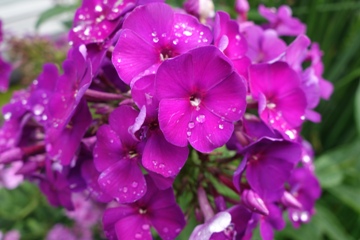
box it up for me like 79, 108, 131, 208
0, 0, 360, 239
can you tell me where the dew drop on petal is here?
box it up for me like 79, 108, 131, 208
291, 212, 300, 222
285, 130, 296, 140
219, 124, 224, 129
152, 160, 158, 166
300, 212, 309, 222
3, 112, 11, 120
183, 30, 192, 36
188, 122, 195, 129
33, 104, 44, 116
123, 187, 128, 193
142, 224, 150, 230
132, 181, 138, 188
187, 131, 192, 137
135, 233, 142, 239
196, 115, 206, 123
159, 164, 165, 169
153, 37, 159, 43
42, 115, 48, 121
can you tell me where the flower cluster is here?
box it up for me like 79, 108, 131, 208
0, 0, 332, 239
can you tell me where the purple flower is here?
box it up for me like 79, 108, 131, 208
235, 0, 249, 22
93, 105, 147, 203
242, 25, 287, 63
189, 212, 231, 240
69, 0, 131, 45
112, 2, 213, 84
0, 161, 24, 189
103, 175, 186, 240
288, 167, 321, 228
0, 57, 12, 93
131, 74, 189, 178
233, 138, 301, 201
183, 0, 215, 23
248, 61, 307, 140
156, 46, 247, 153
258, 5, 306, 36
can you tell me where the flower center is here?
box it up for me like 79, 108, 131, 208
190, 96, 201, 107
139, 208, 147, 214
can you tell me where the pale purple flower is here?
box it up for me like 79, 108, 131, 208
235, 0, 249, 22
0, 161, 23, 189
1, 230, 21, 240
112, 2, 213, 85
0, 57, 12, 93
102, 175, 186, 240
258, 5, 306, 36
189, 212, 231, 240
46, 224, 77, 240
183, 0, 215, 23
242, 25, 287, 63
248, 61, 307, 140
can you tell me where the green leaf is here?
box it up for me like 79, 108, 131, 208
315, 204, 353, 240
355, 82, 360, 136
328, 185, 360, 215
315, 140, 360, 188
35, 4, 77, 29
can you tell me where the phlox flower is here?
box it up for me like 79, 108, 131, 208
103, 175, 186, 240
112, 2, 213, 84
156, 46, 247, 153
258, 5, 306, 36
248, 61, 307, 140
93, 105, 147, 203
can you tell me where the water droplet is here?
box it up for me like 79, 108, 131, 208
151, 32, 157, 37
235, 34, 241, 40
183, 30, 192, 36
200, 32, 204, 35
187, 131, 192, 137
159, 164, 165, 169
285, 130, 296, 140
300, 212, 309, 222
3, 112, 11, 120
172, 39, 179, 45
152, 160, 158, 166
300, 115, 305, 120
135, 233, 142, 239
142, 224, 150, 230
53, 122, 59, 128
95, 5, 103, 12
132, 181, 138, 188
153, 37, 159, 43
117, 58, 122, 63
232, 108, 237, 112
292, 212, 300, 222
42, 115, 48, 121
33, 104, 44, 116
21, 99, 27, 105
188, 122, 195, 129
123, 187, 128, 193
218, 124, 224, 129
196, 115, 206, 123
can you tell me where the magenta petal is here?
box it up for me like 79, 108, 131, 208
103, 205, 138, 239
94, 125, 123, 171
171, 13, 213, 52
259, 219, 274, 240
112, 29, 160, 84
151, 206, 186, 240
98, 159, 146, 203
0, 57, 12, 92
114, 215, 152, 240
188, 108, 234, 153
158, 99, 192, 147
142, 129, 189, 177
109, 105, 140, 146
148, 171, 175, 190
204, 71, 247, 122
122, 3, 174, 44
156, 52, 194, 99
